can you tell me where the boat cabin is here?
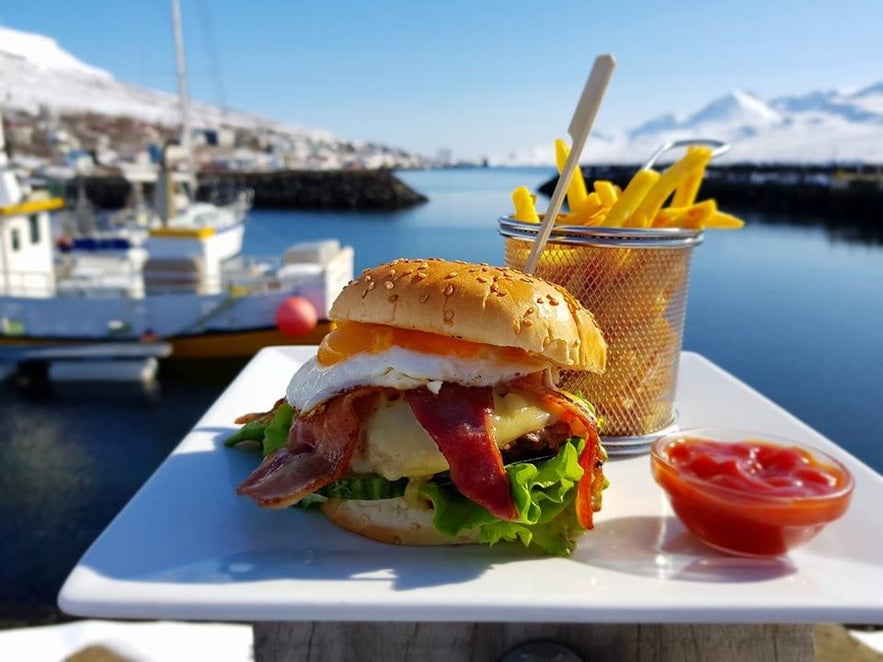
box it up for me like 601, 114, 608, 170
0, 121, 61, 299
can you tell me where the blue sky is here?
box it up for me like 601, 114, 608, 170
2, 0, 881, 161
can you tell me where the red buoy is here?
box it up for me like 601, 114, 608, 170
275, 296, 318, 337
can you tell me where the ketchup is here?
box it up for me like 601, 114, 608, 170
651, 434, 854, 556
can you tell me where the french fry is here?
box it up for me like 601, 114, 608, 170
511, 186, 539, 223
572, 191, 603, 222
652, 199, 717, 229
703, 211, 745, 229
671, 146, 713, 207
653, 200, 745, 230
603, 169, 660, 227
582, 208, 609, 226
554, 211, 582, 225
628, 148, 713, 228
555, 138, 589, 213
593, 180, 618, 207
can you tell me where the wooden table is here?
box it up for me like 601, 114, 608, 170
252, 622, 813, 661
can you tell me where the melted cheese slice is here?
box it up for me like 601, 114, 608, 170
349, 390, 555, 480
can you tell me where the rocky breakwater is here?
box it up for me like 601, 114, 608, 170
538, 164, 883, 243
72, 169, 428, 211
209, 169, 428, 210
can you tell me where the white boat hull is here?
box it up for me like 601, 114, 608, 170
0, 245, 353, 352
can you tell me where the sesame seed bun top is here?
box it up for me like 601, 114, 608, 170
329, 258, 606, 372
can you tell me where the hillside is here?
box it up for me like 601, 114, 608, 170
0, 25, 427, 170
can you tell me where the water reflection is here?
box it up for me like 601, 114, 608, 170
0, 375, 228, 622
744, 209, 883, 245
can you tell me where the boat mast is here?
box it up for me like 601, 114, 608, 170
170, 0, 195, 188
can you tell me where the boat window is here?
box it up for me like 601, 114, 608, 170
11, 228, 21, 252
29, 215, 40, 244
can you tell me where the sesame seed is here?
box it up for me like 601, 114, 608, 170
388, 269, 396, 277
384, 281, 394, 290
414, 272, 427, 280
419, 293, 430, 303
445, 272, 458, 279
536, 297, 544, 304
367, 281, 376, 291
476, 277, 488, 284
548, 297, 560, 306
522, 319, 533, 327
444, 310, 455, 322
496, 291, 506, 297
364, 274, 372, 281
525, 306, 535, 315
444, 284, 454, 296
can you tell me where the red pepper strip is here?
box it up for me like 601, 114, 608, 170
510, 376, 602, 529
575, 425, 602, 529
405, 384, 519, 521
236, 388, 372, 508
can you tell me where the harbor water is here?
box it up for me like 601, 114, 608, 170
1, 167, 881, 623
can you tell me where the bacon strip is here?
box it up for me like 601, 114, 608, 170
236, 389, 371, 508
510, 377, 602, 529
405, 384, 519, 521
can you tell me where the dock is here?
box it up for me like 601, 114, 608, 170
0, 341, 172, 382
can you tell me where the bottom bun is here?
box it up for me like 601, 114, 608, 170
320, 497, 480, 546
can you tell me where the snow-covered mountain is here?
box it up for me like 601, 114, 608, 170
0, 25, 424, 168
492, 83, 883, 166
0, 26, 325, 137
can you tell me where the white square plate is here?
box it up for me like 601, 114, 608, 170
59, 348, 883, 623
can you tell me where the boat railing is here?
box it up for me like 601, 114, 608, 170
3, 253, 334, 299
0, 269, 57, 298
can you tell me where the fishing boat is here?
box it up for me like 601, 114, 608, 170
0, 0, 352, 380
0, 118, 351, 374
57, 0, 250, 264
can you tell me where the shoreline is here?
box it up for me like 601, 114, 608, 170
537, 164, 883, 240
68, 169, 428, 212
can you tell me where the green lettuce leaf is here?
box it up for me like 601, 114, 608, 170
223, 417, 269, 448
223, 402, 293, 455
419, 438, 587, 556
261, 403, 293, 455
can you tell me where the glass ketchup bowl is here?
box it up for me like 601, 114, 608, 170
650, 429, 854, 557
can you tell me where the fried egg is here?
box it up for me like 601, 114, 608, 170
286, 346, 550, 414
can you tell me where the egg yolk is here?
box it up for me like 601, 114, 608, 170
317, 322, 533, 366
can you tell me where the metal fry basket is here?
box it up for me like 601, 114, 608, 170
500, 219, 703, 452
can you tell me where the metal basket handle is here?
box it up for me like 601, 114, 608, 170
641, 139, 730, 170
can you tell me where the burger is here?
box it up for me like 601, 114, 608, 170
226, 258, 608, 556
